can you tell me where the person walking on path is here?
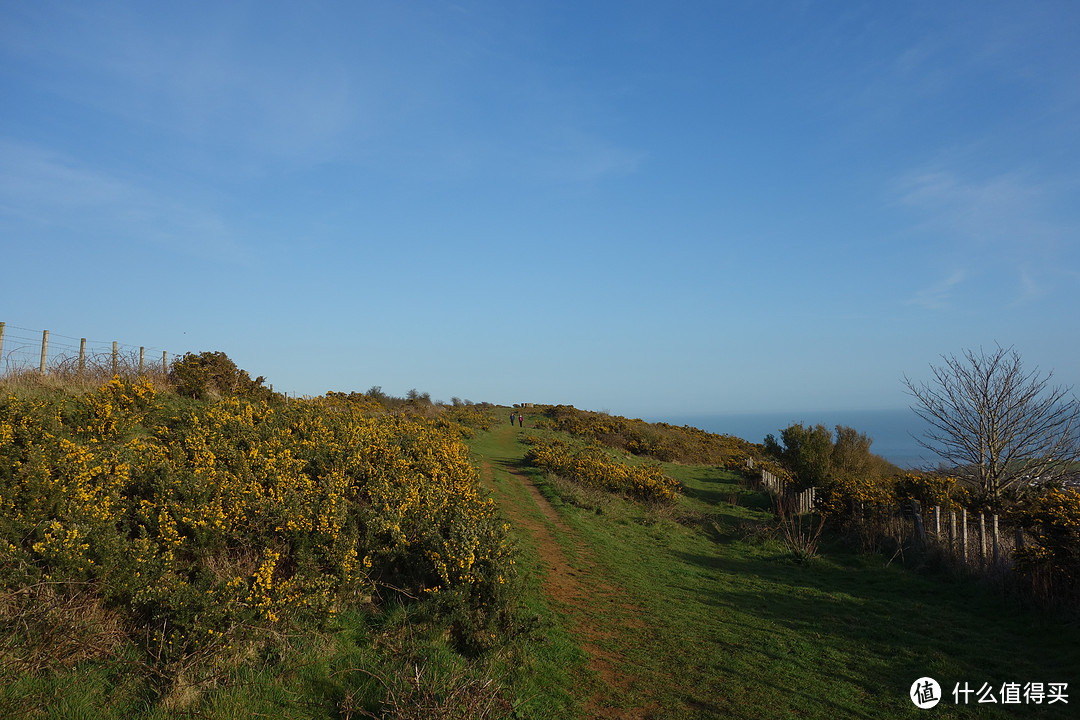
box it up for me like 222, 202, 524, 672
510, 411, 516, 426
518, 414, 524, 427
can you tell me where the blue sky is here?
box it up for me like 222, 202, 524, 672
2, 1, 1079, 418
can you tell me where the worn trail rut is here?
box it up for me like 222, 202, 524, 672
478, 425, 657, 720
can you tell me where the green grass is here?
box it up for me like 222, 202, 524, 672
468, 426, 592, 719
3, 400, 1076, 718
1, 599, 561, 719
469, 413, 1080, 718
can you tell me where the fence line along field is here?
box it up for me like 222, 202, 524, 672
0, 322, 174, 383
750, 460, 1030, 581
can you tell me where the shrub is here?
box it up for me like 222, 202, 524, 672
893, 471, 959, 511
0, 379, 516, 675
168, 351, 273, 401
1011, 486, 1080, 604
536, 405, 763, 467
815, 474, 898, 521
525, 438, 680, 505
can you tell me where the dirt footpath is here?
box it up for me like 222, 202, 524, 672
479, 426, 658, 720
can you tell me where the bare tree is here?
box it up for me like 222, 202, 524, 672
904, 345, 1080, 502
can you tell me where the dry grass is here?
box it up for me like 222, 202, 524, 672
0, 350, 170, 397
0, 581, 127, 676
341, 660, 514, 720
543, 472, 616, 515
774, 500, 826, 561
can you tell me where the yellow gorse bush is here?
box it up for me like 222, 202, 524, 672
809, 469, 962, 524
0, 378, 514, 666
535, 404, 760, 467
525, 437, 680, 504
1012, 486, 1080, 589
815, 474, 898, 519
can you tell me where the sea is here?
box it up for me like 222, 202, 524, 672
647, 408, 937, 470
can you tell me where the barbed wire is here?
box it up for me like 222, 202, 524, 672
0, 323, 327, 407
2, 323, 174, 353
0, 320, 183, 379
0, 320, 303, 398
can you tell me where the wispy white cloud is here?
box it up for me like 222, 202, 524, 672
1015, 265, 1047, 303
0, 139, 244, 262
893, 166, 1079, 305
516, 128, 646, 186
907, 269, 966, 310
2, 2, 645, 187
895, 169, 1049, 247
1, 4, 373, 166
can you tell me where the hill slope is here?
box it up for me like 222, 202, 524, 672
470, 408, 1079, 719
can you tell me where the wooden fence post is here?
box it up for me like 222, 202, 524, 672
0, 322, 5, 365
139, 346, 145, 376
992, 514, 1000, 568
961, 508, 968, 566
112, 342, 118, 375
39, 330, 49, 374
979, 513, 987, 569
913, 502, 927, 545
933, 506, 941, 538
162, 351, 168, 376
79, 338, 86, 374
949, 510, 956, 556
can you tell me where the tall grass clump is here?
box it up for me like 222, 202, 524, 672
773, 497, 825, 561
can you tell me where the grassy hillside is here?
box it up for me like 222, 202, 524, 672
0, 375, 1076, 718
474, 415, 1079, 719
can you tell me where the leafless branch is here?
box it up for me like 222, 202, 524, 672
904, 345, 1080, 500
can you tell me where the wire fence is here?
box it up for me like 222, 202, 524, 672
0, 321, 180, 386
0, 321, 307, 399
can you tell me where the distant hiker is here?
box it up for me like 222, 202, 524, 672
510, 412, 515, 426
518, 414, 523, 427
